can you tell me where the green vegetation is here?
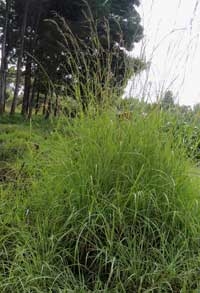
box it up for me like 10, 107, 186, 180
1, 108, 200, 292
1, 1, 200, 292
0, 0, 143, 116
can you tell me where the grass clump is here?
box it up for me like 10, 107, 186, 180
0, 109, 200, 292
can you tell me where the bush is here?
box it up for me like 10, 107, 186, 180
1, 109, 200, 292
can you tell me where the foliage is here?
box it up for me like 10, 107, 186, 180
0, 0, 144, 116
161, 90, 175, 110
118, 96, 200, 162
1, 2, 200, 291
0, 108, 200, 291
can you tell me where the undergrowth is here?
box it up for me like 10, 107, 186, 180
0, 109, 200, 292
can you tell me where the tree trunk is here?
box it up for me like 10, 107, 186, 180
0, 0, 10, 114
10, 0, 30, 115
3, 50, 9, 112
35, 90, 40, 115
21, 1, 42, 117
54, 94, 60, 117
45, 95, 52, 119
21, 57, 31, 116
43, 93, 48, 115
28, 77, 37, 119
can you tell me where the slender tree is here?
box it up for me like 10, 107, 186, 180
10, 0, 31, 115
0, 0, 11, 114
21, 55, 31, 115
28, 75, 37, 119
21, 0, 43, 116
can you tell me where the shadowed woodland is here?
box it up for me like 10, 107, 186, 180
0, 0, 144, 118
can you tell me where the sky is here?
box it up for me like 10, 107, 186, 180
126, 0, 200, 106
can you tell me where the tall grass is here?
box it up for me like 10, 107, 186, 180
1, 109, 200, 292
1, 2, 200, 291
42, 2, 146, 118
